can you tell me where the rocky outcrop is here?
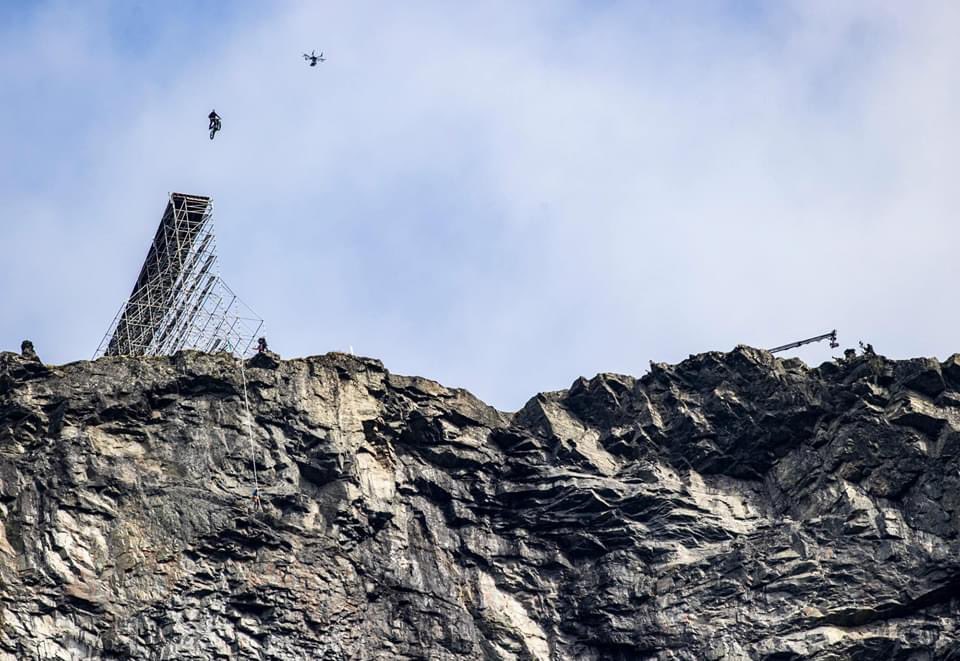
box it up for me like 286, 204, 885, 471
1, 346, 959, 660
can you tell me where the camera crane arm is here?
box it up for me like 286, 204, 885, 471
769, 330, 838, 354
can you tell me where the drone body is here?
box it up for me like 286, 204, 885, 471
303, 50, 325, 67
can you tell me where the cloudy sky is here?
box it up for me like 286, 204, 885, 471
1, 1, 958, 409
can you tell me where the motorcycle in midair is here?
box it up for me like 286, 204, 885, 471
208, 111, 221, 140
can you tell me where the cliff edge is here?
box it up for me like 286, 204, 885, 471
1, 346, 959, 660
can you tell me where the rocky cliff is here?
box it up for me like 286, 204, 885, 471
1, 346, 959, 660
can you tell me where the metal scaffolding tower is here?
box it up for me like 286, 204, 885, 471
95, 193, 263, 358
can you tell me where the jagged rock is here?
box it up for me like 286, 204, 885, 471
247, 349, 281, 370
898, 357, 947, 397
0, 347, 959, 660
943, 354, 960, 390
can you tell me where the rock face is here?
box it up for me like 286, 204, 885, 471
1, 346, 960, 660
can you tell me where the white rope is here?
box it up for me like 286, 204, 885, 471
237, 354, 261, 510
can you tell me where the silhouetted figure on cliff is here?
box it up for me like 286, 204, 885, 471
20, 340, 39, 362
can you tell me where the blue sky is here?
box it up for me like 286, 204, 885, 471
2, 1, 959, 409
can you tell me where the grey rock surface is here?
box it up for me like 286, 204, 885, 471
1, 346, 959, 660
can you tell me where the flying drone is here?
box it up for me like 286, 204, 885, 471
303, 50, 326, 67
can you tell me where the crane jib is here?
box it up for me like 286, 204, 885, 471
769, 330, 838, 354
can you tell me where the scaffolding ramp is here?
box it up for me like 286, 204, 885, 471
95, 193, 263, 358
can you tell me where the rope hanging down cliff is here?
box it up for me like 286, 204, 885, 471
237, 355, 262, 511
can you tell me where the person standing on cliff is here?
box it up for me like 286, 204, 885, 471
20, 340, 39, 362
